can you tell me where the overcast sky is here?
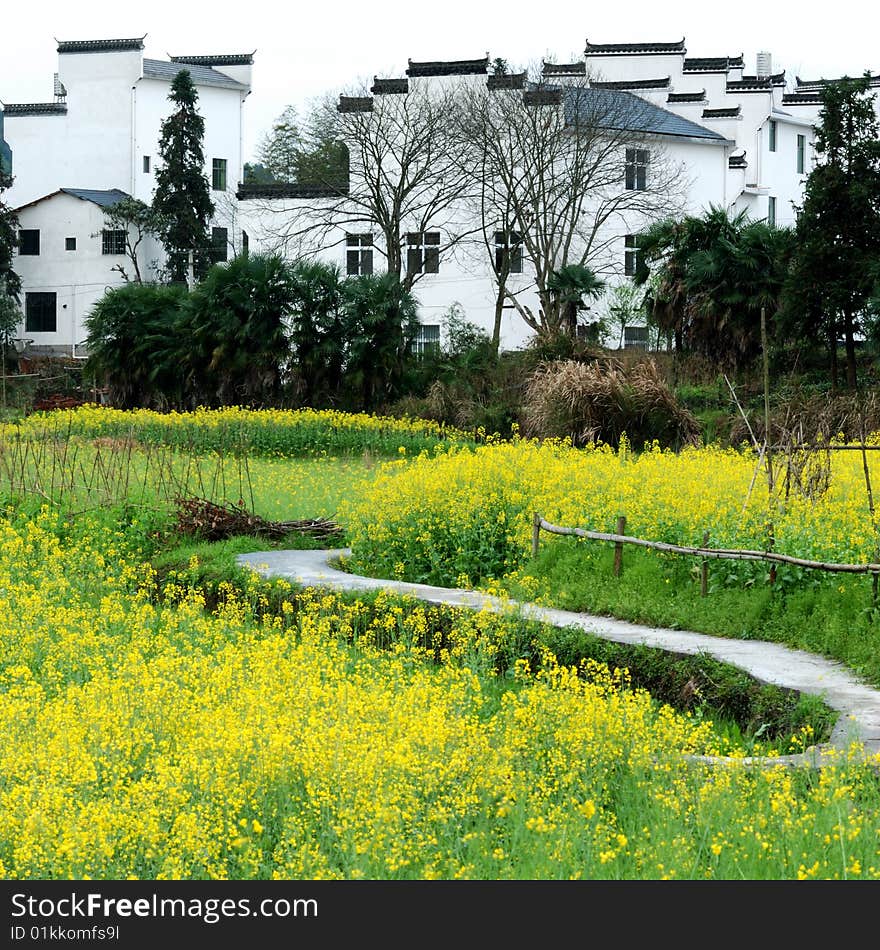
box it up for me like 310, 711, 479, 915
2, 0, 877, 165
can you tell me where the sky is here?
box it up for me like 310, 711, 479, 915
1, 0, 877, 164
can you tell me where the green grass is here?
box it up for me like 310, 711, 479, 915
504, 538, 880, 688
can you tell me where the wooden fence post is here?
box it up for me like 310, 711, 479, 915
613, 515, 627, 577
701, 530, 709, 597
767, 522, 777, 587
532, 512, 541, 558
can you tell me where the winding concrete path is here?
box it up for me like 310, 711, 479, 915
237, 548, 880, 766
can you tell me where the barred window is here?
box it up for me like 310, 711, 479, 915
406, 231, 440, 274
411, 323, 441, 357
25, 292, 56, 333
102, 229, 126, 255
346, 233, 374, 276
18, 229, 40, 255
624, 325, 648, 350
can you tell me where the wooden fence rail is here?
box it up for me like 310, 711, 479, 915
532, 513, 880, 578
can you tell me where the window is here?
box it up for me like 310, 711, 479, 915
25, 292, 56, 333
411, 323, 441, 357
241, 230, 249, 256
65, 237, 77, 251
625, 148, 649, 191
143, 155, 150, 173
796, 134, 806, 174
18, 229, 40, 255
767, 196, 777, 227
210, 227, 229, 263
406, 231, 440, 274
624, 234, 644, 277
102, 230, 126, 255
346, 233, 374, 275
494, 230, 523, 274
212, 158, 227, 191
624, 326, 649, 350
769, 120, 777, 152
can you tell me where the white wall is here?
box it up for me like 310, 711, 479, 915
12, 192, 150, 353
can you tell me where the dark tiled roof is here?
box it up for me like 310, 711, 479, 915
564, 86, 728, 142
524, 88, 563, 106
796, 73, 880, 90
14, 187, 131, 212
728, 71, 786, 92
171, 53, 255, 66
236, 183, 348, 200
406, 57, 489, 77
702, 106, 741, 118
585, 38, 685, 55
141, 59, 249, 90
782, 92, 823, 105
337, 96, 373, 113
57, 37, 145, 54
667, 90, 706, 103
60, 188, 130, 208
592, 77, 670, 90
3, 102, 68, 116
371, 78, 408, 94
488, 72, 526, 90
683, 56, 738, 72
542, 61, 586, 76
729, 153, 748, 168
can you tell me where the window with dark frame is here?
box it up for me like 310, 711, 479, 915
212, 158, 227, 191
411, 323, 441, 357
769, 120, 777, 152
102, 230, 127, 255
242, 230, 249, 255
346, 233, 374, 276
796, 134, 805, 174
18, 229, 40, 255
65, 237, 77, 251
210, 227, 229, 263
624, 234, 644, 277
767, 196, 777, 227
25, 292, 57, 333
624, 148, 649, 191
624, 325, 648, 350
406, 231, 440, 274
143, 155, 151, 173
494, 230, 523, 274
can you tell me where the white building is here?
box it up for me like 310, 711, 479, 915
2, 36, 252, 354
239, 37, 874, 352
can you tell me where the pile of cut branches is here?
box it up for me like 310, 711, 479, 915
173, 496, 343, 542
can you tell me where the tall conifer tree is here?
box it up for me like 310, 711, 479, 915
783, 75, 880, 389
153, 70, 214, 283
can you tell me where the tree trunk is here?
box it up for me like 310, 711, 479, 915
491, 284, 505, 357
828, 325, 839, 394
843, 306, 858, 390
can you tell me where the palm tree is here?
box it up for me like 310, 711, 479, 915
287, 260, 346, 407
342, 272, 419, 411
183, 253, 297, 406
636, 206, 793, 369
546, 264, 606, 339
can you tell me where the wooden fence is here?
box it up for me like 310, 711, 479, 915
531, 513, 880, 600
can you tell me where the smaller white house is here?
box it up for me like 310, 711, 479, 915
11, 188, 162, 355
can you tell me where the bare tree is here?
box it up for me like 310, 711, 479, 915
459, 64, 687, 339
96, 197, 165, 283
248, 78, 478, 292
